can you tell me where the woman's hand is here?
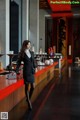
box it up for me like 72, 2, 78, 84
35, 68, 38, 73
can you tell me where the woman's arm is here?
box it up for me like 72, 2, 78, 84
32, 52, 37, 68
16, 53, 22, 73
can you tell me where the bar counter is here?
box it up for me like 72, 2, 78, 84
0, 62, 58, 112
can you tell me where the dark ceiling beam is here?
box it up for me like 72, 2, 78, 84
39, 0, 50, 9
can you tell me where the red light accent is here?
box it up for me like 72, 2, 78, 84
47, 0, 71, 11
0, 80, 24, 101
35, 62, 58, 77
0, 62, 58, 101
68, 59, 72, 63
51, 12, 73, 17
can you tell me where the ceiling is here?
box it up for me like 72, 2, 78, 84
39, 0, 80, 11
39, 0, 50, 9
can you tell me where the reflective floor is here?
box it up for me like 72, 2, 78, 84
9, 63, 80, 120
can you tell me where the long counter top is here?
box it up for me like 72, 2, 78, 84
0, 61, 58, 112
0, 62, 58, 101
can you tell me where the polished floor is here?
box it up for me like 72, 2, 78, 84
9, 63, 80, 120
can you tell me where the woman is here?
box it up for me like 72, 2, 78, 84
16, 40, 36, 110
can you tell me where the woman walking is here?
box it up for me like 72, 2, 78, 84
16, 40, 36, 110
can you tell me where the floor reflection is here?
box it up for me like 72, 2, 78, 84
68, 66, 71, 78
9, 63, 80, 120
23, 109, 33, 120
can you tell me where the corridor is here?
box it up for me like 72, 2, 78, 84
9, 63, 80, 120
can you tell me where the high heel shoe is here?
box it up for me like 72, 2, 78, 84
26, 99, 32, 110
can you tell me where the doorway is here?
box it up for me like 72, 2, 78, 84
10, 1, 19, 60
45, 17, 57, 53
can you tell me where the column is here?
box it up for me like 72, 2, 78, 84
5, 0, 10, 67
22, 0, 29, 41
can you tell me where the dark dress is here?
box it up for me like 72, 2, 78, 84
16, 51, 36, 84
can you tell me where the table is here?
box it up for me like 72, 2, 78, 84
0, 54, 4, 57
7, 54, 18, 71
